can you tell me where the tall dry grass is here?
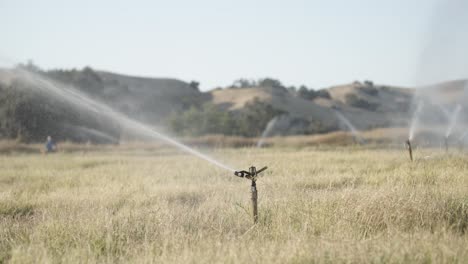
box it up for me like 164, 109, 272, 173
0, 146, 467, 263
0, 126, 455, 153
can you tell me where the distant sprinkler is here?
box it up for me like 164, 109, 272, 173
234, 166, 268, 224
458, 139, 464, 152
406, 139, 413, 162
444, 136, 449, 153
458, 131, 468, 151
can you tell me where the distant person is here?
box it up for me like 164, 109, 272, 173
45, 136, 57, 153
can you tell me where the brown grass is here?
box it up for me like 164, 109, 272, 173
0, 126, 453, 154
0, 146, 467, 263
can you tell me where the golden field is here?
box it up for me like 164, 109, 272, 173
0, 143, 467, 263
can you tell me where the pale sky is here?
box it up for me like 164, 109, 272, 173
1, 0, 467, 90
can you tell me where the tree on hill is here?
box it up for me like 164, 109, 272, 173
297, 85, 310, 99
168, 98, 285, 137
227, 78, 285, 90
231, 79, 257, 88
345, 94, 378, 111
16, 60, 41, 73
258, 78, 284, 89
189, 81, 200, 91
46, 67, 105, 96
297, 85, 331, 100
364, 80, 374, 87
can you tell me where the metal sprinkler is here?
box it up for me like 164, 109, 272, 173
406, 139, 413, 161
459, 131, 468, 151
234, 166, 268, 224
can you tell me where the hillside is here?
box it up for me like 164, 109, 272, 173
416, 79, 468, 104
53, 69, 206, 123
0, 67, 206, 142
210, 86, 337, 130
314, 82, 414, 129
0, 65, 467, 143
209, 82, 413, 132
210, 80, 467, 134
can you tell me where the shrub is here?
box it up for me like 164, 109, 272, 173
345, 94, 378, 111
359, 86, 379, 96
297, 86, 331, 100
168, 99, 284, 137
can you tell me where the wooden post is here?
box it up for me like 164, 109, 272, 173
250, 166, 258, 224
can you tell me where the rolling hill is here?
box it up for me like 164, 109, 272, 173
210, 80, 467, 132
0, 65, 467, 142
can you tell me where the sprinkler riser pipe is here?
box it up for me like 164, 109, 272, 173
251, 180, 258, 224
234, 166, 267, 224
249, 166, 258, 224
406, 139, 413, 162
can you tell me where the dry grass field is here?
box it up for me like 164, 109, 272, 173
1, 145, 468, 263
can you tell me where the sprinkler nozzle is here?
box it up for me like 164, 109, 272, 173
234, 166, 268, 180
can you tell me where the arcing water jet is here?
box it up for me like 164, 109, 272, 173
257, 116, 279, 148
332, 108, 364, 144
445, 104, 462, 138
437, 104, 451, 121
409, 100, 424, 141
458, 130, 468, 151
6, 67, 274, 226
443, 104, 462, 153
8, 68, 236, 172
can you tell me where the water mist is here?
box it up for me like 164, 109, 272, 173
7, 68, 236, 172
333, 109, 364, 144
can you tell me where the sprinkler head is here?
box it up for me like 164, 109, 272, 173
234, 166, 268, 180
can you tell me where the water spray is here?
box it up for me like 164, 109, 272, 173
406, 100, 424, 162
443, 104, 462, 153
437, 104, 451, 121
234, 166, 268, 224
406, 139, 413, 162
445, 104, 462, 138
332, 107, 364, 144
257, 117, 279, 148
7, 68, 236, 172
458, 130, 468, 151
5, 66, 273, 226
408, 100, 423, 143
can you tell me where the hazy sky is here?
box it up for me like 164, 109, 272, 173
1, 0, 467, 90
